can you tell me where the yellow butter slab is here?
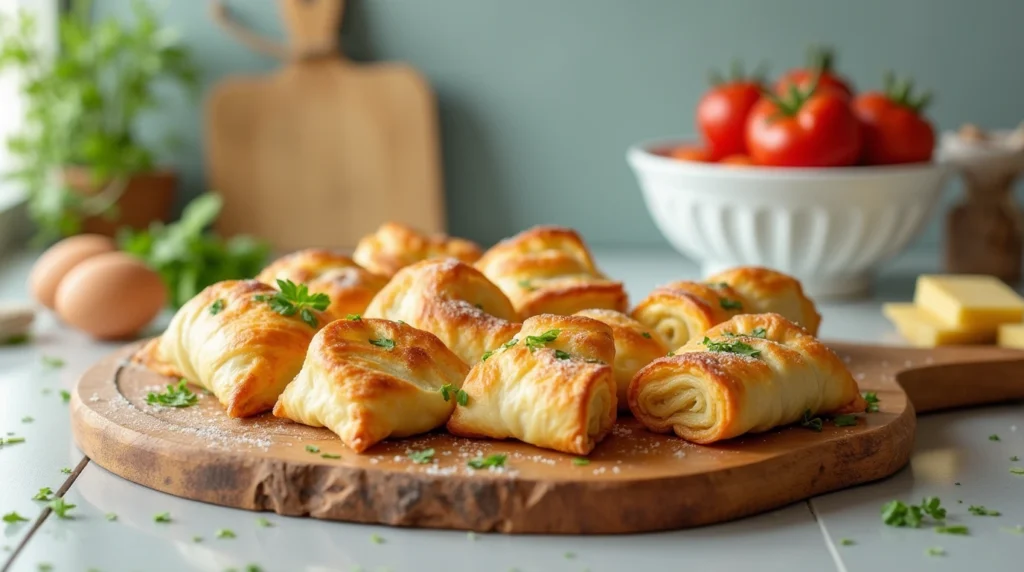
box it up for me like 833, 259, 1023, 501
883, 303, 995, 347
913, 275, 1024, 329
997, 323, 1024, 349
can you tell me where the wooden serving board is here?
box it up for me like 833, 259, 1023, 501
205, 0, 445, 251
70, 342, 1024, 535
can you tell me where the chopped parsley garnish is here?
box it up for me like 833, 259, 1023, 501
554, 349, 571, 360
564, 552, 576, 560
968, 505, 1000, 516
935, 525, 969, 535
3, 333, 29, 345
153, 512, 171, 523
882, 497, 947, 528
1012, 455, 1019, 462
209, 299, 225, 315
305, 445, 320, 453
1010, 467, 1024, 475
502, 338, 519, 350
751, 327, 767, 338
467, 454, 507, 470
440, 383, 455, 401
641, 332, 652, 339
572, 458, 590, 466
346, 314, 361, 321
863, 392, 880, 413
146, 380, 198, 408
256, 517, 272, 527
38, 564, 52, 571
59, 390, 70, 403
2, 512, 27, 523
719, 298, 743, 310
369, 337, 396, 351
525, 329, 560, 351
261, 279, 331, 328
989, 434, 1001, 441
800, 410, 823, 432
407, 448, 435, 464
49, 497, 75, 519
839, 538, 855, 546
456, 389, 469, 406
481, 350, 495, 361
370, 533, 385, 544
216, 528, 236, 539
666, 351, 675, 357
321, 453, 341, 460
192, 535, 203, 542
1002, 525, 1024, 534
926, 547, 946, 557
41, 355, 65, 368
60, 467, 71, 474
105, 513, 117, 521
517, 279, 536, 291
702, 336, 760, 358
0, 436, 25, 446
474, 303, 483, 310
920, 497, 947, 520
32, 487, 53, 501
21, 416, 33, 423
834, 414, 858, 427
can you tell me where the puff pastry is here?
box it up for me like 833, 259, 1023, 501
144, 280, 330, 417
256, 249, 387, 320
352, 222, 483, 278
628, 313, 864, 444
575, 309, 667, 411
447, 314, 617, 455
631, 281, 746, 349
363, 259, 521, 364
705, 266, 821, 336
474, 226, 628, 318
273, 318, 469, 452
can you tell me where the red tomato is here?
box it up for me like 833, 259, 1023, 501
697, 79, 762, 159
745, 87, 862, 167
667, 145, 712, 162
775, 46, 854, 99
853, 76, 935, 165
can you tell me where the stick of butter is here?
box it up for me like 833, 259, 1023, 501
997, 323, 1024, 349
883, 303, 995, 347
913, 275, 1024, 329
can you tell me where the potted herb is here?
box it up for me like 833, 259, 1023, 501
0, 0, 199, 243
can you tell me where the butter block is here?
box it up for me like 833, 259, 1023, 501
883, 303, 995, 347
997, 323, 1024, 348
913, 275, 1024, 329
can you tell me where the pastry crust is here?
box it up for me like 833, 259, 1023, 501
256, 249, 387, 320
146, 280, 330, 418
363, 259, 521, 364
353, 222, 482, 278
273, 318, 469, 453
575, 309, 667, 411
705, 267, 821, 335
475, 225, 628, 317
446, 314, 617, 455
630, 281, 745, 349
628, 313, 864, 444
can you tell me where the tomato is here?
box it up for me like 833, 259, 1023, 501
719, 154, 756, 166
667, 145, 712, 162
696, 75, 763, 159
745, 86, 861, 167
853, 75, 935, 165
775, 46, 854, 99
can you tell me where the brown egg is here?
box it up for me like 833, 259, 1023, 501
28, 234, 117, 309
54, 252, 167, 340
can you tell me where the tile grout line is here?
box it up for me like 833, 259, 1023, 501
806, 500, 850, 572
1, 456, 90, 572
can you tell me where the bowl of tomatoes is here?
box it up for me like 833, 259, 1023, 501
627, 48, 949, 299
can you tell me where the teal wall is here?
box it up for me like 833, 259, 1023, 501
97, 0, 1024, 247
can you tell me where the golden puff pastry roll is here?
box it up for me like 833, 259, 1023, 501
352, 222, 482, 278
628, 313, 864, 444
474, 225, 628, 317
705, 266, 821, 336
574, 309, 668, 411
273, 318, 469, 453
151, 280, 331, 417
256, 249, 387, 320
363, 259, 521, 364
630, 281, 746, 349
447, 314, 617, 455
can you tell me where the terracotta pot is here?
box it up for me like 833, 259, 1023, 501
63, 166, 177, 236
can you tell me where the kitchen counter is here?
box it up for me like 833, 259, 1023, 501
1, 247, 1022, 572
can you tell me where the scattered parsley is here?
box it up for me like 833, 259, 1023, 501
935, 525, 969, 535
641, 332, 652, 339
839, 538, 855, 546
1010, 467, 1024, 475
262, 279, 331, 328
32, 487, 53, 501
481, 350, 495, 361
21, 416, 33, 423
370, 533, 385, 544
59, 390, 70, 403
751, 327, 767, 338
863, 392, 880, 413
3, 333, 29, 345
968, 505, 1000, 516
346, 314, 361, 321
153, 512, 171, 523
989, 434, 1001, 442
666, 351, 675, 357
467, 454, 507, 470
719, 298, 743, 310
0, 436, 25, 446
554, 349, 571, 360
834, 415, 858, 427
517, 279, 536, 291
146, 380, 198, 408
800, 410, 823, 432
456, 389, 469, 406
369, 337, 396, 351
41, 355, 65, 368
1002, 525, 1024, 534
407, 448, 435, 464
1011, 455, 1019, 462
525, 329, 560, 351
105, 512, 117, 521
702, 336, 760, 358
881, 500, 923, 528
564, 552, 576, 560
246, 566, 263, 572
60, 467, 71, 475
305, 445, 320, 453
321, 453, 341, 460
192, 535, 203, 542
209, 299, 225, 315
920, 497, 947, 520
2, 511, 27, 523
502, 338, 519, 350
474, 303, 484, 310
926, 547, 946, 557
256, 517, 272, 527
216, 528, 236, 539
440, 383, 455, 401
49, 497, 76, 519
38, 564, 52, 572
572, 458, 590, 466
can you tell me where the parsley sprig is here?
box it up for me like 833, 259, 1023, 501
525, 329, 560, 352
2, 512, 28, 523
146, 380, 198, 408
467, 454, 507, 470
49, 497, 76, 519
440, 384, 469, 406
882, 497, 947, 528
800, 410, 823, 432
863, 392, 880, 413
407, 448, 435, 464
968, 505, 1000, 516
702, 336, 760, 358
255, 279, 330, 329
719, 298, 743, 310
369, 338, 396, 351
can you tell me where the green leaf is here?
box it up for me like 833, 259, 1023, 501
439, 383, 454, 402
751, 327, 767, 338
41, 355, 65, 368
304, 445, 320, 454
702, 337, 761, 358
48, 497, 75, 519
105, 512, 117, 521
153, 512, 171, 523
369, 338, 396, 351
370, 533, 385, 544
467, 454, 507, 470
719, 298, 743, 310
59, 390, 70, 403
863, 392, 880, 413
839, 538, 855, 546
456, 389, 469, 406
407, 448, 435, 464
2, 512, 28, 523
216, 528, 235, 539
800, 410, 823, 432
641, 332, 652, 339
935, 525, 969, 535
920, 497, 946, 520
32, 487, 53, 501
1010, 467, 1024, 475
554, 349, 571, 360
881, 500, 922, 528
321, 453, 341, 460
967, 505, 1000, 516
926, 547, 945, 557
146, 380, 198, 408
572, 458, 590, 466
209, 299, 225, 315
346, 314, 361, 321
481, 350, 495, 361
525, 329, 560, 352
989, 434, 1001, 441
833, 414, 857, 427
255, 517, 272, 527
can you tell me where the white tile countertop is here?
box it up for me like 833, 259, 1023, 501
1, 246, 1022, 572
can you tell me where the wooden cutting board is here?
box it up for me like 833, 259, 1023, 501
69, 342, 1024, 534
205, 0, 445, 252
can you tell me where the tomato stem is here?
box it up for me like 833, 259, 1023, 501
762, 72, 821, 118
807, 45, 837, 74
882, 70, 933, 113
706, 60, 766, 87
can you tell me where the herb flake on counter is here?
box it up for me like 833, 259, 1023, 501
554, 349, 571, 360
256, 517, 272, 528
21, 416, 33, 423
2, 512, 28, 523
564, 552, 576, 560
926, 547, 946, 557
3, 333, 29, 345
467, 454, 507, 470
370, 533, 385, 544
41, 355, 65, 368
834, 414, 858, 427
153, 512, 171, 523
839, 538, 855, 546
968, 505, 1000, 516
863, 392, 880, 413
146, 380, 197, 408
800, 410, 823, 432
59, 390, 70, 403
989, 434, 1001, 441
920, 497, 946, 520
192, 535, 203, 543
703, 336, 760, 358
209, 299, 225, 315
0, 436, 25, 446
935, 525, 969, 535
525, 329, 560, 352
1010, 467, 1024, 475
105, 512, 117, 521
49, 497, 75, 519
1002, 525, 1024, 534
466, 531, 476, 541
60, 467, 71, 475
32, 487, 53, 501
1012, 455, 1020, 462
38, 564, 52, 571
246, 566, 262, 572
216, 528, 235, 539
572, 457, 590, 466
881, 500, 923, 528
321, 453, 341, 460
305, 445, 320, 453
369, 337, 396, 351
407, 448, 435, 464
